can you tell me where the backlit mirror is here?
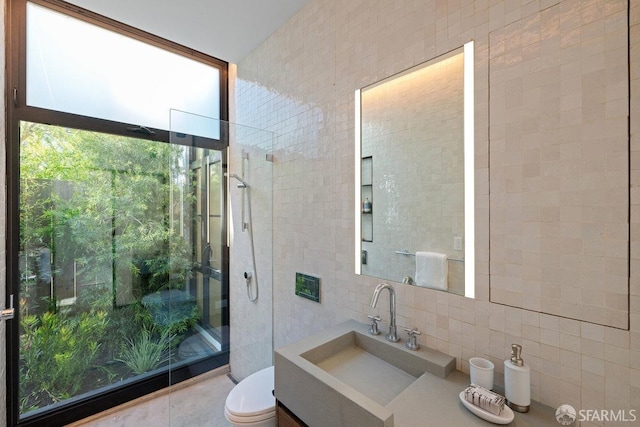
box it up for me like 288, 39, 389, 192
355, 41, 474, 298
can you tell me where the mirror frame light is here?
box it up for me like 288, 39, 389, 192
354, 88, 362, 275
463, 40, 474, 298
354, 40, 475, 298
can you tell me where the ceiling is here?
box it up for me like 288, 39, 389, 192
65, 0, 310, 63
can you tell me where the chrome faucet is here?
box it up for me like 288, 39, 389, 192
369, 283, 400, 342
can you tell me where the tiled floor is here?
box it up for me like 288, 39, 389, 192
68, 367, 235, 427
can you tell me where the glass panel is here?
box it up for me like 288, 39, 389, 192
18, 121, 227, 419
170, 109, 221, 140
167, 111, 275, 408
26, 2, 220, 130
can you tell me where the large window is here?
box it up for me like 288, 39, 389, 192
6, 1, 229, 426
26, 2, 221, 134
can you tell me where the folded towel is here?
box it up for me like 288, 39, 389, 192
463, 384, 506, 416
415, 251, 448, 290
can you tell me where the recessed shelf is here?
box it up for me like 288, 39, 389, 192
361, 156, 373, 243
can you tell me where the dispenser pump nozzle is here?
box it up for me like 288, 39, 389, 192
510, 344, 523, 366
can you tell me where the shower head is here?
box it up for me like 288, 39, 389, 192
225, 173, 249, 188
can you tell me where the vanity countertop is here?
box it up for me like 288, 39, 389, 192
276, 319, 557, 427
388, 368, 556, 426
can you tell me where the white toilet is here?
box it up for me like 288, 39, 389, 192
224, 366, 276, 427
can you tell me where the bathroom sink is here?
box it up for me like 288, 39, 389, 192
301, 331, 420, 405
275, 320, 455, 427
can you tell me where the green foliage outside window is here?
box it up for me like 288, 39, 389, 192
18, 122, 201, 412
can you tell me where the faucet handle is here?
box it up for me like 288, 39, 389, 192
404, 328, 421, 351
367, 315, 381, 335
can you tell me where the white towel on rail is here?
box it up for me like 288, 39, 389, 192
415, 252, 448, 290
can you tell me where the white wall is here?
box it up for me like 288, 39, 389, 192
235, 0, 640, 415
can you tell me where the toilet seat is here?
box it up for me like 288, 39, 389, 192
225, 366, 275, 423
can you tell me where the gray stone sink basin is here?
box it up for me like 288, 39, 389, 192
275, 319, 455, 427
301, 330, 424, 405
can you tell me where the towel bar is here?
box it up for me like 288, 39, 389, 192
394, 250, 464, 262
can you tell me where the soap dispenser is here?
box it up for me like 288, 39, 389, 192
504, 344, 530, 413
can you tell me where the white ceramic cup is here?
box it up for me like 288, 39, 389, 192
469, 357, 494, 390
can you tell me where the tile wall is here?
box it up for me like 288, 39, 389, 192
233, 0, 640, 421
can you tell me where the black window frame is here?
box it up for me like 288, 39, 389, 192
5, 1, 230, 425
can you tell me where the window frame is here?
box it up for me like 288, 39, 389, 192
8, 0, 229, 135
5, 1, 230, 425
